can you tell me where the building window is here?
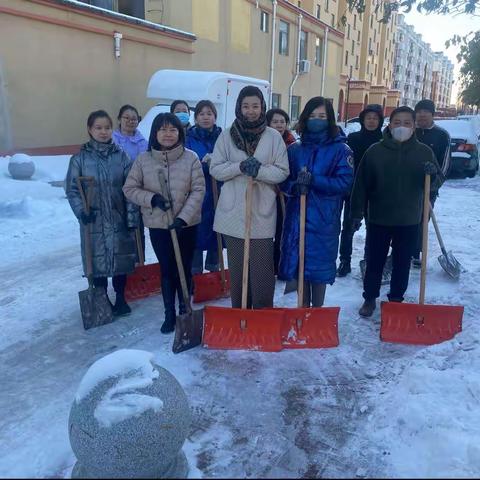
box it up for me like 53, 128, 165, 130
367, 61, 370, 74
345, 50, 349, 66
279, 20, 289, 55
316, 4, 321, 19
351, 40, 355, 54
374, 29, 377, 42
357, 30, 361, 41
356, 55, 359, 69
260, 11, 269, 33
325, 0, 329, 12
349, 65, 353, 77
347, 24, 350, 39
315, 36, 324, 65
300, 31, 308, 61
353, 14, 357, 29
291, 96, 301, 120
331, 13, 335, 26
375, 63, 377, 76
272, 93, 281, 108
370, 15, 373, 28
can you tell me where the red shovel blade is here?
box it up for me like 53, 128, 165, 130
192, 270, 231, 303
203, 306, 283, 351
280, 307, 340, 349
124, 263, 161, 302
380, 302, 463, 345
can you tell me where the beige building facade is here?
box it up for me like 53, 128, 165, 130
0, 0, 195, 153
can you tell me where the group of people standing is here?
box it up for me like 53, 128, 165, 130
66, 85, 449, 333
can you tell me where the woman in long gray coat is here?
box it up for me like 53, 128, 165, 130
66, 110, 139, 317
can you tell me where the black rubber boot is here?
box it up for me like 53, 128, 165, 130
161, 278, 176, 334
336, 260, 352, 277
113, 293, 131, 317
359, 299, 376, 317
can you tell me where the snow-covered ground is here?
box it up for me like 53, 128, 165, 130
0, 154, 479, 478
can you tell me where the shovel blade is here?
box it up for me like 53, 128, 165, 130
380, 302, 463, 345
438, 251, 462, 280
279, 307, 340, 349
78, 287, 113, 330
124, 263, 161, 302
192, 270, 231, 303
172, 308, 204, 354
203, 306, 283, 351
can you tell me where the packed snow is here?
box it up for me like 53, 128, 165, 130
0, 154, 479, 478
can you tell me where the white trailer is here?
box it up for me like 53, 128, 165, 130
138, 69, 270, 139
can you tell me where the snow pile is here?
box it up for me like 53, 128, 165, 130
76, 349, 163, 428
9, 153, 32, 164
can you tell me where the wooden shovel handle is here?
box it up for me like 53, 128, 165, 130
298, 193, 306, 308
211, 177, 227, 291
419, 174, 430, 305
242, 176, 254, 309
76, 176, 95, 279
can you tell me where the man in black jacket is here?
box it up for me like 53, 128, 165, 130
412, 99, 450, 267
350, 106, 441, 317
337, 104, 384, 277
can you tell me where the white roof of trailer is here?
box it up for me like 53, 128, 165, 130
147, 70, 270, 101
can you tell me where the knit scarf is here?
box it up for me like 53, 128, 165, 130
88, 138, 118, 158
230, 114, 267, 156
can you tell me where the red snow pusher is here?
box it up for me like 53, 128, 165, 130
380, 175, 463, 345
203, 177, 284, 351
192, 177, 230, 303
124, 229, 161, 302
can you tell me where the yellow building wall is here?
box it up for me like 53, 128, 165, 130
230, 0, 251, 53
193, 0, 219, 42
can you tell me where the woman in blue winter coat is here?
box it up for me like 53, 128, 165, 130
185, 100, 222, 274
279, 97, 354, 307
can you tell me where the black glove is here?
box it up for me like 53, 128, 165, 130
351, 218, 362, 232
168, 217, 187, 232
151, 193, 171, 211
80, 210, 96, 225
297, 170, 312, 186
240, 156, 261, 178
127, 226, 137, 232
202, 153, 212, 167
424, 162, 438, 176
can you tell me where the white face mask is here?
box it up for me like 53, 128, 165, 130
391, 126, 413, 142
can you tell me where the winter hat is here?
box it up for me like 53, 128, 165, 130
414, 99, 435, 115
359, 104, 384, 128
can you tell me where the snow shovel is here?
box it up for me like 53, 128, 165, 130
192, 176, 230, 303
429, 205, 462, 280
76, 176, 114, 330
275, 171, 339, 348
380, 175, 463, 345
202, 176, 284, 351
124, 228, 161, 302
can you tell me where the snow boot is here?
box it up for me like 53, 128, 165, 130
336, 260, 351, 277
113, 293, 131, 317
161, 277, 176, 334
359, 299, 376, 317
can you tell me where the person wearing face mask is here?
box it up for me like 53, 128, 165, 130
170, 99, 191, 133
210, 86, 289, 309
279, 97, 354, 307
186, 100, 223, 276
350, 106, 442, 318
66, 110, 139, 317
123, 113, 205, 334
412, 99, 450, 268
337, 104, 384, 277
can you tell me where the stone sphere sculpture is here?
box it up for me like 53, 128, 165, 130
69, 349, 191, 479
8, 153, 35, 180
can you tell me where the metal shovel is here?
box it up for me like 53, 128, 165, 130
76, 177, 113, 330
429, 204, 462, 280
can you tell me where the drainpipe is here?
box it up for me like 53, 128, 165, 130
288, 12, 302, 120
321, 26, 329, 96
269, 0, 278, 107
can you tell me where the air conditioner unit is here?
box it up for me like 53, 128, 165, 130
299, 59, 311, 74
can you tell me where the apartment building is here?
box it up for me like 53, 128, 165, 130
392, 15, 434, 108
335, 0, 400, 119
432, 52, 454, 108
148, 0, 345, 122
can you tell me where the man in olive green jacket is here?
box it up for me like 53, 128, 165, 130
350, 106, 442, 317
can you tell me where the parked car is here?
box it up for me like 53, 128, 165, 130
436, 119, 480, 179
457, 115, 480, 136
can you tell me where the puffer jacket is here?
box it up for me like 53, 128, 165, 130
122, 144, 205, 229
210, 126, 289, 239
112, 129, 148, 162
185, 125, 222, 250
279, 131, 354, 284
65, 139, 139, 278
